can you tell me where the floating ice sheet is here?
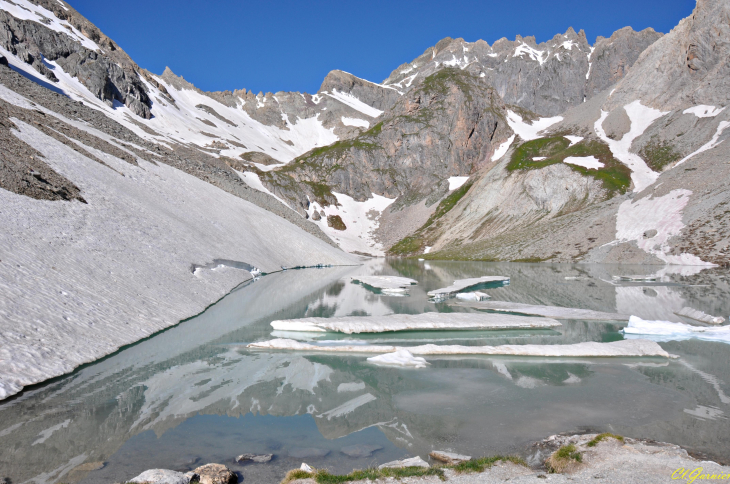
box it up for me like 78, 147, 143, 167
675, 307, 725, 325
427, 276, 509, 299
622, 316, 730, 344
613, 275, 657, 282
450, 301, 630, 321
367, 349, 429, 368
455, 292, 490, 301
270, 312, 561, 334
248, 338, 674, 358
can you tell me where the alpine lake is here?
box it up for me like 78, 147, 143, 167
1, 260, 729, 484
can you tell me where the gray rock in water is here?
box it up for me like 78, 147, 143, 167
340, 444, 383, 458
235, 453, 273, 463
128, 469, 194, 484
192, 463, 237, 484
378, 456, 430, 469
288, 447, 330, 458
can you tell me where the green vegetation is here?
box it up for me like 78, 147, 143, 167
508, 136, 632, 194
327, 214, 347, 231
388, 235, 425, 256
640, 137, 682, 171
423, 181, 473, 228
546, 444, 583, 474
451, 456, 527, 473
587, 433, 624, 447
280, 467, 445, 484
280, 455, 527, 483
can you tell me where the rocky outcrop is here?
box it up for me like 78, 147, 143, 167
262, 68, 512, 213
193, 463, 237, 484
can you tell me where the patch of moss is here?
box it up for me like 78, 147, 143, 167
640, 137, 682, 171
452, 456, 527, 474
421, 67, 477, 102
546, 444, 582, 474
586, 433, 624, 447
508, 137, 632, 194
302, 181, 336, 206
388, 235, 425, 256
281, 467, 445, 484
327, 214, 347, 231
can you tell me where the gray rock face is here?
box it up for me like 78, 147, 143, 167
607, 0, 730, 111
262, 68, 512, 213
382, 28, 661, 116
0, 8, 152, 118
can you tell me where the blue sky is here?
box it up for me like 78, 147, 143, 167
70, 0, 695, 95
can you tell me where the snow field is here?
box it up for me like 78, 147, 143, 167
506, 110, 563, 141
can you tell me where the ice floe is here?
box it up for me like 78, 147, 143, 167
612, 275, 657, 282
622, 316, 730, 344
455, 292, 490, 301
506, 110, 563, 141
351, 275, 417, 294
451, 301, 630, 321
427, 276, 510, 299
367, 349, 429, 368
248, 338, 675, 358
269, 312, 561, 334
674, 307, 725, 325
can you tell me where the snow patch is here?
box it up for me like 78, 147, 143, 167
683, 105, 726, 118
513, 43, 546, 65
563, 156, 604, 170
675, 121, 730, 167
506, 110, 563, 141
491, 135, 515, 161
341, 116, 370, 128
326, 90, 383, 118
564, 135, 583, 146
595, 101, 668, 192
448, 176, 469, 191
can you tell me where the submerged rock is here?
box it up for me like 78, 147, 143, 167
288, 448, 330, 458
235, 453, 273, 463
378, 456, 430, 469
340, 444, 383, 458
429, 451, 472, 465
128, 469, 196, 484
192, 464, 237, 484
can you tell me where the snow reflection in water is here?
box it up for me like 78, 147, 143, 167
1, 260, 729, 484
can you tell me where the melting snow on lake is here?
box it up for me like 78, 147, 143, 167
622, 316, 730, 344
367, 349, 429, 368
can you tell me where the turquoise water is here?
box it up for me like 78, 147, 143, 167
0, 260, 728, 483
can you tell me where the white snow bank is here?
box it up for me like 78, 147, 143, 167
307, 192, 395, 256
341, 116, 370, 128
506, 110, 563, 141
622, 316, 730, 344
270, 312, 561, 334
683, 105, 726, 118
448, 176, 469, 190
351, 275, 417, 294
675, 121, 730, 167
564, 135, 583, 146
674, 307, 725, 325
563, 156, 604, 170
367, 349, 429, 368
452, 301, 629, 321
326, 90, 383, 118
595, 101, 667, 192
428, 276, 510, 298
0, 111, 354, 400
614, 189, 715, 266
491, 135, 515, 161
248, 338, 674, 358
